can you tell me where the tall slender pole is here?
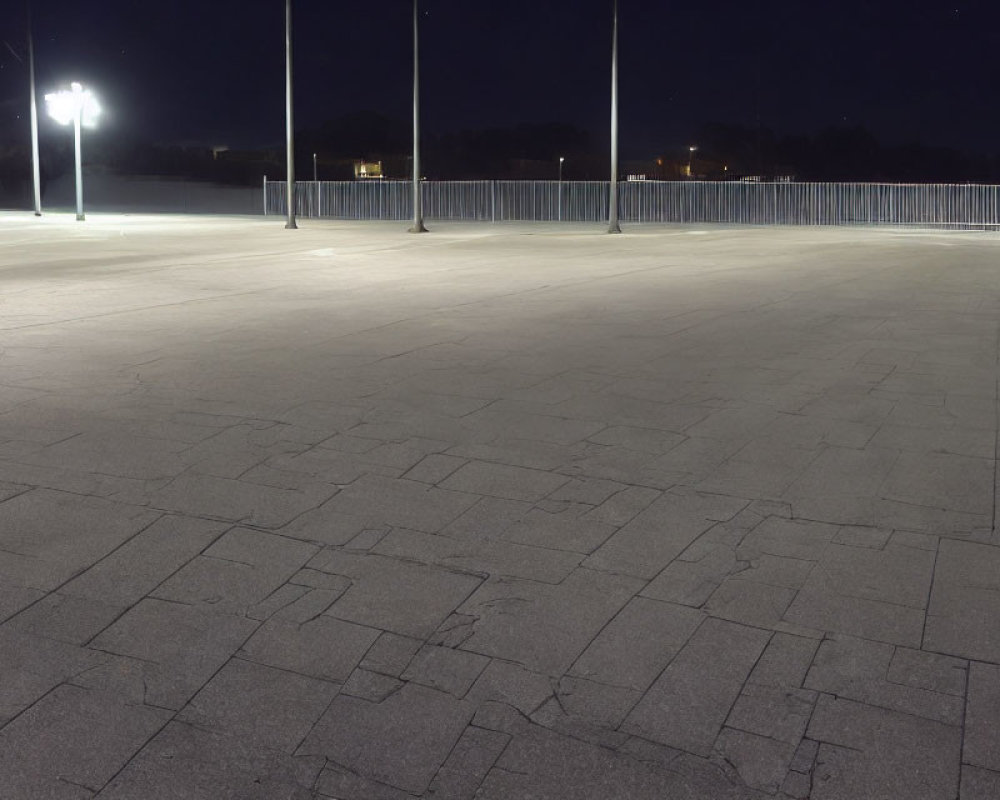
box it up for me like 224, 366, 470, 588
27, 2, 41, 216
284, 0, 297, 229
410, 0, 427, 232
313, 152, 320, 217
558, 157, 564, 222
73, 107, 83, 221
608, 0, 621, 233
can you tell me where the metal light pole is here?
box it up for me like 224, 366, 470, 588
608, 0, 622, 234
284, 0, 297, 229
409, 0, 428, 232
72, 104, 83, 219
558, 156, 564, 222
688, 145, 696, 178
27, 2, 41, 216
313, 152, 317, 182
45, 83, 99, 221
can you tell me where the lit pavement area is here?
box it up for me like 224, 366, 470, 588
1, 212, 999, 799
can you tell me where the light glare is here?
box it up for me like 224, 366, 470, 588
45, 82, 101, 128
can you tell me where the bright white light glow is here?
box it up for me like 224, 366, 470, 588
45, 83, 101, 128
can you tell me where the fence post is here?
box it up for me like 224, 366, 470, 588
263, 175, 268, 216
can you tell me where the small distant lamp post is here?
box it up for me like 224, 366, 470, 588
558, 157, 565, 221
688, 146, 697, 178
45, 82, 100, 221
313, 152, 318, 182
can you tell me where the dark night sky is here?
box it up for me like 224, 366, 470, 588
2, 0, 999, 156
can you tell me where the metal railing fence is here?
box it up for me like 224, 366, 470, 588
263, 178, 1000, 229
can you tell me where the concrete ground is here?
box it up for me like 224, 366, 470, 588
1, 212, 998, 799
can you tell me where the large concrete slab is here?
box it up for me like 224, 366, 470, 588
1, 213, 998, 797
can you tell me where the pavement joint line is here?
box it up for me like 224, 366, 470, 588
0, 681, 67, 736
230, 654, 345, 690
2, 508, 168, 626
920, 542, 943, 651
0, 287, 278, 333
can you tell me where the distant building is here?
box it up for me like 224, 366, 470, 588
354, 160, 383, 180
650, 154, 735, 181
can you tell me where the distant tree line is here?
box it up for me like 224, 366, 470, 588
3, 112, 1000, 208
693, 122, 998, 183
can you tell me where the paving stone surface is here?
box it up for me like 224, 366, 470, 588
1, 215, 999, 797
174, 658, 338, 752
0, 684, 171, 799
807, 694, 962, 799
570, 596, 703, 691
964, 663, 1000, 772
925, 539, 1000, 662
804, 635, 966, 725
299, 683, 475, 795
624, 618, 771, 755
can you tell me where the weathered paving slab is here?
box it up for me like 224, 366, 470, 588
0, 684, 171, 799
583, 490, 747, 579
807, 694, 962, 800
372, 525, 583, 583
804, 635, 965, 725
964, 663, 1000, 772
176, 658, 338, 752
151, 527, 318, 614
0, 489, 158, 591
89, 598, 259, 709
475, 712, 758, 800
623, 618, 771, 756
311, 549, 484, 638
454, 568, 644, 674
570, 596, 703, 691
298, 683, 475, 795
925, 539, 1000, 662
59, 514, 227, 607
95, 722, 323, 799
0, 627, 110, 723
1, 215, 999, 798
239, 613, 378, 682
323, 473, 480, 532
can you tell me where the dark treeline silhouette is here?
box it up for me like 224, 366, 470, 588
297, 112, 595, 181
4, 112, 1000, 208
694, 122, 1000, 183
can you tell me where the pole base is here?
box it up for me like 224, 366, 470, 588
34, 211, 42, 217
76, 214, 86, 222
285, 221, 298, 230
608, 223, 622, 234
409, 222, 429, 233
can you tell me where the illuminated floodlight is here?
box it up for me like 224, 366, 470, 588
45, 83, 100, 220
46, 83, 100, 127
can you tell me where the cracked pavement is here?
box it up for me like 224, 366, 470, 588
1, 212, 999, 798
